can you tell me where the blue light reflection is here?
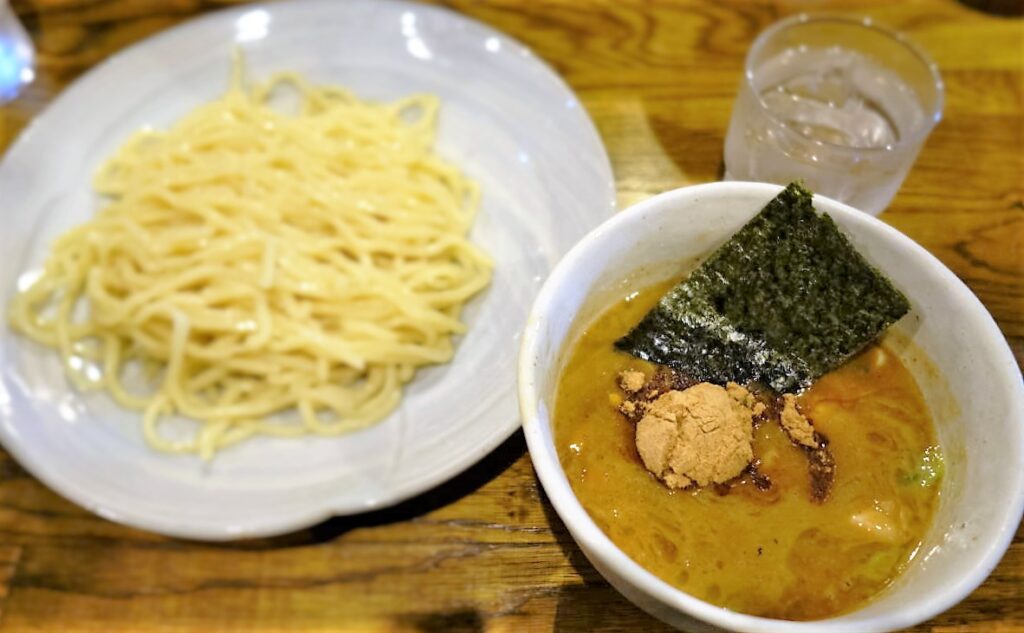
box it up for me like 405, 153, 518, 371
0, 2, 34, 104
0, 35, 32, 102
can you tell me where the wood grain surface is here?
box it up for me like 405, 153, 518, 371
0, 0, 1022, 631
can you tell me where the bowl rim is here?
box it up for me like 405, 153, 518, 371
517, 181, 1024, 632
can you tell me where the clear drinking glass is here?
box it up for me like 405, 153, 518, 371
723, 14, 944, 215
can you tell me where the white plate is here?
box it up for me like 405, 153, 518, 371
0, 0, 615, 540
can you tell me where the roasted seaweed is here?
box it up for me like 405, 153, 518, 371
615, 183, 910, 392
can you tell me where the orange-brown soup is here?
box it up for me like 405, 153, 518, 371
554, 280, 942, 620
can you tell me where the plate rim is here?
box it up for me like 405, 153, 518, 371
0, 0, 616, 540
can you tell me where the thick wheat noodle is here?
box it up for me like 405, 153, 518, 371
7, 57, 491, 459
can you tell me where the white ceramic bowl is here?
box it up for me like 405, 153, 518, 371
518, 181, 1024, 632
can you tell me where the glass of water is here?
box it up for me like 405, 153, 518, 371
723, 14, 944, 215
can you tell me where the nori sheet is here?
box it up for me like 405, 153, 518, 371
615, 183, 910, 392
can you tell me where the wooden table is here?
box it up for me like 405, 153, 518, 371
0, 1, 1021, 630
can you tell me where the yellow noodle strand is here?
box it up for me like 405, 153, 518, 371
7, 57, 491, 458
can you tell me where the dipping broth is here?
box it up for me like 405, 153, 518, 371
554, 278, 942, 620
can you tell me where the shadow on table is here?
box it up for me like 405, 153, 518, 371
643, 103, 728, 185
957, 0, 1024, 16
228, 430, 528, 549
538, 489, 676, 632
